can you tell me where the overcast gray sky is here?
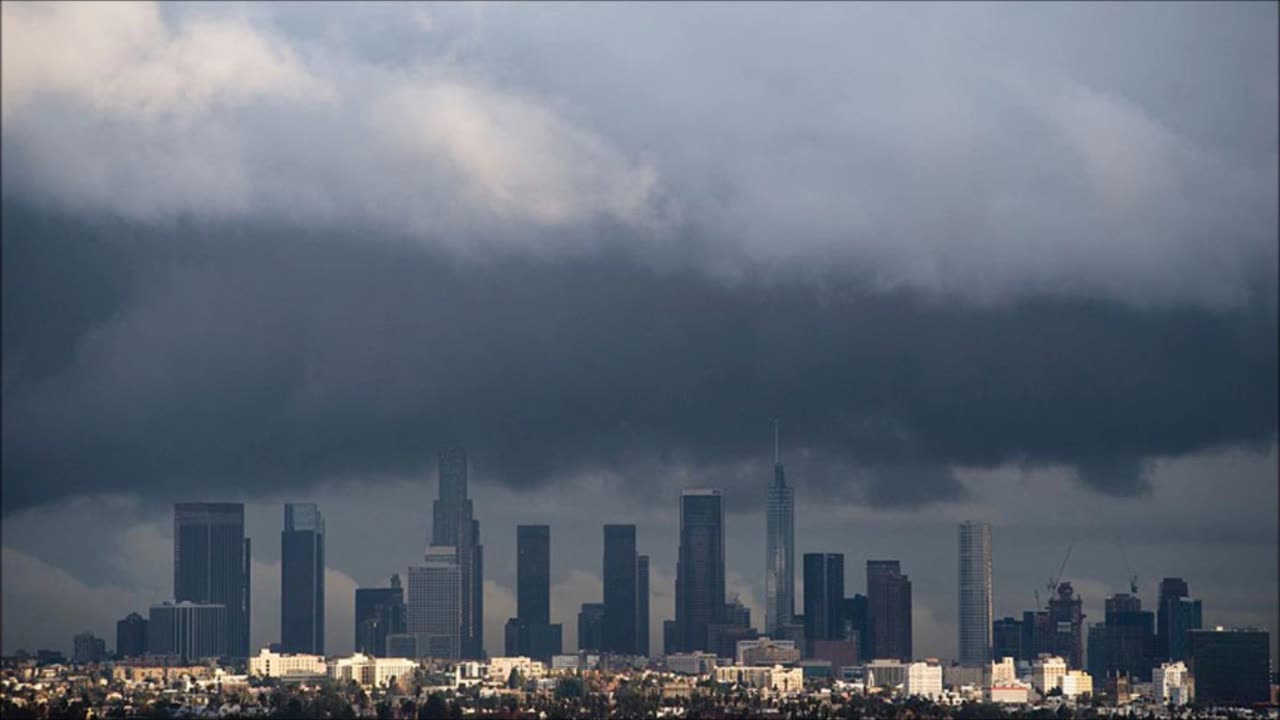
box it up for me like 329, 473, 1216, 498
1, 1, 1276, 664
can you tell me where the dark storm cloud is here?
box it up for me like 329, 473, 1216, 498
3, 201, 1274, 512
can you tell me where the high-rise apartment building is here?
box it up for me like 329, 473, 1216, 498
603, 524, 639, 654
765, 423, 795, 636
431, 448, 484, 659
173, 503, 250, 658
957, 521, 993, 666
408, 546, 462, 659
281, 503, 325, 654
867, 560, 912, 661
803, 553, 844, 644
674, 489, 726, 653
355, 575, 406, 657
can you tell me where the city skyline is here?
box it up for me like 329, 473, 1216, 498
1, 0, 1276, 673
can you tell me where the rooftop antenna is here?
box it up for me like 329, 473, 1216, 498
773, 419, 780, 465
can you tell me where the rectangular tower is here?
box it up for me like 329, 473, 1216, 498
281, 503, 325, 654
173, 503, 250, 658
675, 489, 725, 653
603, 524, 639, 654
958, 521, 992, 666
867, 560, 912, 661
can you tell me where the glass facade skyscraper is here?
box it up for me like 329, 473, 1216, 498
675, 489, 725, 653
958, 521, 992, 666
173, 503, 250, 658
765, 423, 795, 636
281, 503, 325, 654
431, 448, 483, 658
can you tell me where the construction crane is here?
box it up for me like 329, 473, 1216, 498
1044, 538, 1075, 608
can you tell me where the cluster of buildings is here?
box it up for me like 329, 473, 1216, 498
32, 437, 1276, 712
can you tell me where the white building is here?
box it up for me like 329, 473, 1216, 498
665, 652, 719, 675
1060, 670, 1093, 700
905, 662, 943, 700
327, 654, 417, 689
248, 649, 326, 679
990, 656, 1017, 686
1153, 661, 1193, 706
488, 657, 546, 684
770, 665, 804, 694
989, 681, 1031, 704
1032, 655, 1067, 694
408, 547, 462, 659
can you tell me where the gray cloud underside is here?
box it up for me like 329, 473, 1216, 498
3, 202, 1275, 512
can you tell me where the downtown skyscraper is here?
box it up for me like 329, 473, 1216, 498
957, 521, 992, 666
430, 448, 484, 659
281, 503, 325, 654
173, 503, 250, 658
765, 422, 795, 637
673, 489, 725, 653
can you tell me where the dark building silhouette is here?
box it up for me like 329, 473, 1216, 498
281, 503, 325, 654
116, 612, 148, 659
841, 594, 868, 657
578, 603, 606, 652
638, 555, 651, 657
1048, 582, 1086, 668
603, 524, 639, 654
505, 525, 562, 661
431, 448, 484, 659
173, 503, 250, 658
517, 525, 550, 624
1021, 609, 1054, 661
674, 489, 725, 653
1088, 593, 1155, 682
1156, 578, 1202, 662
993, 616, 1022, 661
73, 632, 106, 664
1188, 628, 1271, 706
355, 575, 406, 657
803, 554, 845, 645
866, 560, 912, 661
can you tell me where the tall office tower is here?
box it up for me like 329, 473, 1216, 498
173, 503, 250, 658
765, 422, 795, 637
958, 521, 993, 666
578, 603, 606, 652
1188, 628, 1271, 706
1048, 582, 1086, 668
408, 546, 462, 659
803, 554, 845, 643
993, 616, 1023, 662
603, 524, 639, 654
675, 489, 726, 653
1089, 593, 1156, 682
148, 601, 228, 661
637, 555, 651, 657
281, 503, 325, 654
841, 595, 869, 651
116, 612, 148, 659
355, 574, 406, 657
431, 448, 484, 659
1156, 578, 1202, 662
866, 560, 912, 661
505, 525, 562, 661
